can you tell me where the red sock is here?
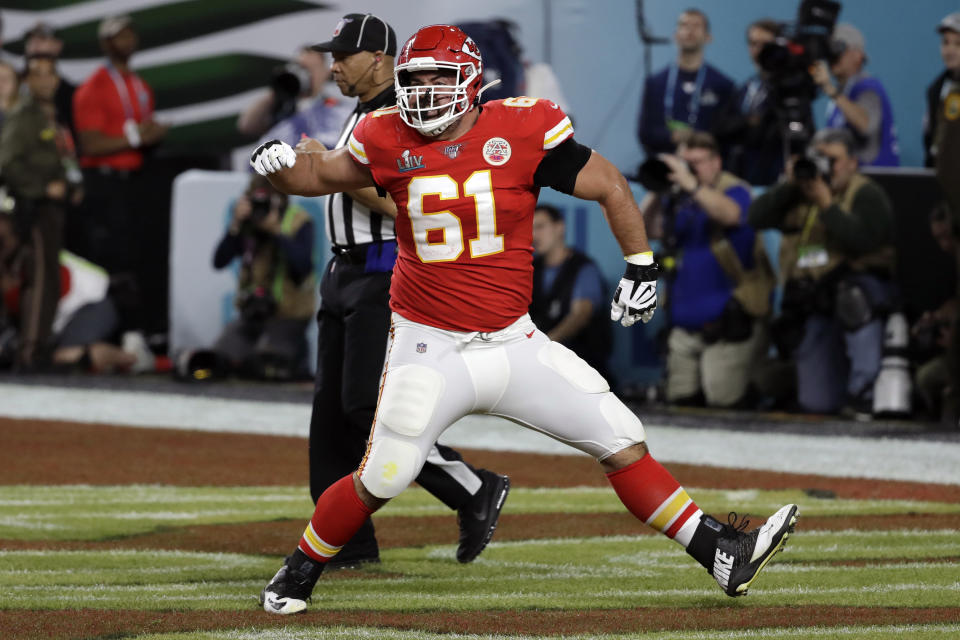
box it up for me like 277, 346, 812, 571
298, 474, 373, 562
606, 453, 703, 547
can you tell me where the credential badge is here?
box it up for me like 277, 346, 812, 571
482, 137, 511, 166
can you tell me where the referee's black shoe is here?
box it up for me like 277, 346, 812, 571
456, 469, 510, 563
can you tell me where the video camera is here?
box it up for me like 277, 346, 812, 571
270, 62, 311, 122
757, 0, 843, 154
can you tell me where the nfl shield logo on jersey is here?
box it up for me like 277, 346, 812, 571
416, 342, 427, 354
442, 143, 464, 159
482, 137, 511, 166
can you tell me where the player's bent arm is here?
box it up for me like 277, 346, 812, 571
257, 143, 376, 197
347, 186, 398, 219
572, 151, 652, 257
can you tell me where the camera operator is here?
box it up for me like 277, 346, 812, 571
749, 128, 896, 416
640, 132, 770, 408
811, 24, 900, 167
712, 19, 786, 186
237, 46, 350, 150
209, 175, 315, 379
912, 201, 959, 421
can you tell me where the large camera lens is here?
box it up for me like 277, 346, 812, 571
637, 158, 674, 194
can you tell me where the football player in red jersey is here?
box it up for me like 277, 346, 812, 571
251, 24, 798, 614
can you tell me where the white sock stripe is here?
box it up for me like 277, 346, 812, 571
673, 508, 703, 547
643, 487, 684, 526
304, 522, 343, 557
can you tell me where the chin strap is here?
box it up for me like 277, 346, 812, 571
475, 79, 502, 104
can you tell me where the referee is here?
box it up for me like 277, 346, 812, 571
304, 13, 510, 568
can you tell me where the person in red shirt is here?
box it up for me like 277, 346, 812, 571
251, 24, 798, 614
70, 15, 166, 284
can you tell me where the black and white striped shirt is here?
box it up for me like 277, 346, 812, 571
325, 87, 396, 247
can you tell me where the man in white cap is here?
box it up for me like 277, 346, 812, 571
811, 23, 899, 167
924, 13, 960, 169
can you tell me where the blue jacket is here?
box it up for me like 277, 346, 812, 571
826, 73, 899, 167
638, 63, 735, 157
668, 183, 754, 329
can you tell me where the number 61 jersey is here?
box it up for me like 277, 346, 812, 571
347, 97, 575, 333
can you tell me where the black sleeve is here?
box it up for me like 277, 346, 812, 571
533, 137, 593, 195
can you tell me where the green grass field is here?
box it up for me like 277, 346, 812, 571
2, 480, 959, 639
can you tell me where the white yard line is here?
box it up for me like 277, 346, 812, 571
3, 383, 959, 485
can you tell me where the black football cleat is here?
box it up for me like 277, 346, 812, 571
456, 469, 510, 563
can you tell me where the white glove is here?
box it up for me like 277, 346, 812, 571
250, 139, 296, 176
610, 260, 660, 327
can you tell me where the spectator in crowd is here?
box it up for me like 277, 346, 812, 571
749, 128, 896, 416
0, 60, 18, 132
638, 8, 735, 158
23, 22, 77, 140
811, 24, 899, 167
298, 13, 510, 569
926, 13, 960, 215
912, 201, 959, 421
0, 54, 83, 370
456, 19, 571, 113
530, 204, 612, 381
641, 132, 769, 407
713, 19, 793, 186
238, 46, 351, 150
206, 175, 314, 380
72, 14, 167, 277
924, 12, 960, 167
0, 213, 154, 373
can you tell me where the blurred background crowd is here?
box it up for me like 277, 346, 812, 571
1, 0, 959, 427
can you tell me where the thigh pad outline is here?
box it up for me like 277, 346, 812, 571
378, 364, 444, 437
536, 342, 610, 394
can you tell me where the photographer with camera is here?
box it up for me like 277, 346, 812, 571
912, 201, 960, 421
208, 174, 314, 380
811, 23, 900, 167
237, 46, 350, 150
749, 128, 895, 416
640, 132, 770, 408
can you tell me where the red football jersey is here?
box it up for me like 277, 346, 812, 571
348, 98, 574, 332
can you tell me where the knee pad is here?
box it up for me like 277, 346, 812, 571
537, 342, 609, 394
599, 393, 646, 444
359, 436, 423, 499
378, 364, 444, 437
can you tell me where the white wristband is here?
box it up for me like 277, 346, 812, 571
123, 119, 141, 148
625, 251, 654, 266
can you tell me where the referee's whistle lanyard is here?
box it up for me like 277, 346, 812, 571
106, 63, 151, 121
664, 63, 707, 126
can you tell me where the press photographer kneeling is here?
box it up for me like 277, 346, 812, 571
749, 128, 895, 415
204, 175, 315, 380
640, 132, 773, 408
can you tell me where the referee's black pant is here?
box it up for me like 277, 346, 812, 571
309, 247, 481, 561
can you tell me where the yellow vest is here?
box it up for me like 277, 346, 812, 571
708, 171, 776, 318
778, 173, 894, 283
239, 206, 315, 320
